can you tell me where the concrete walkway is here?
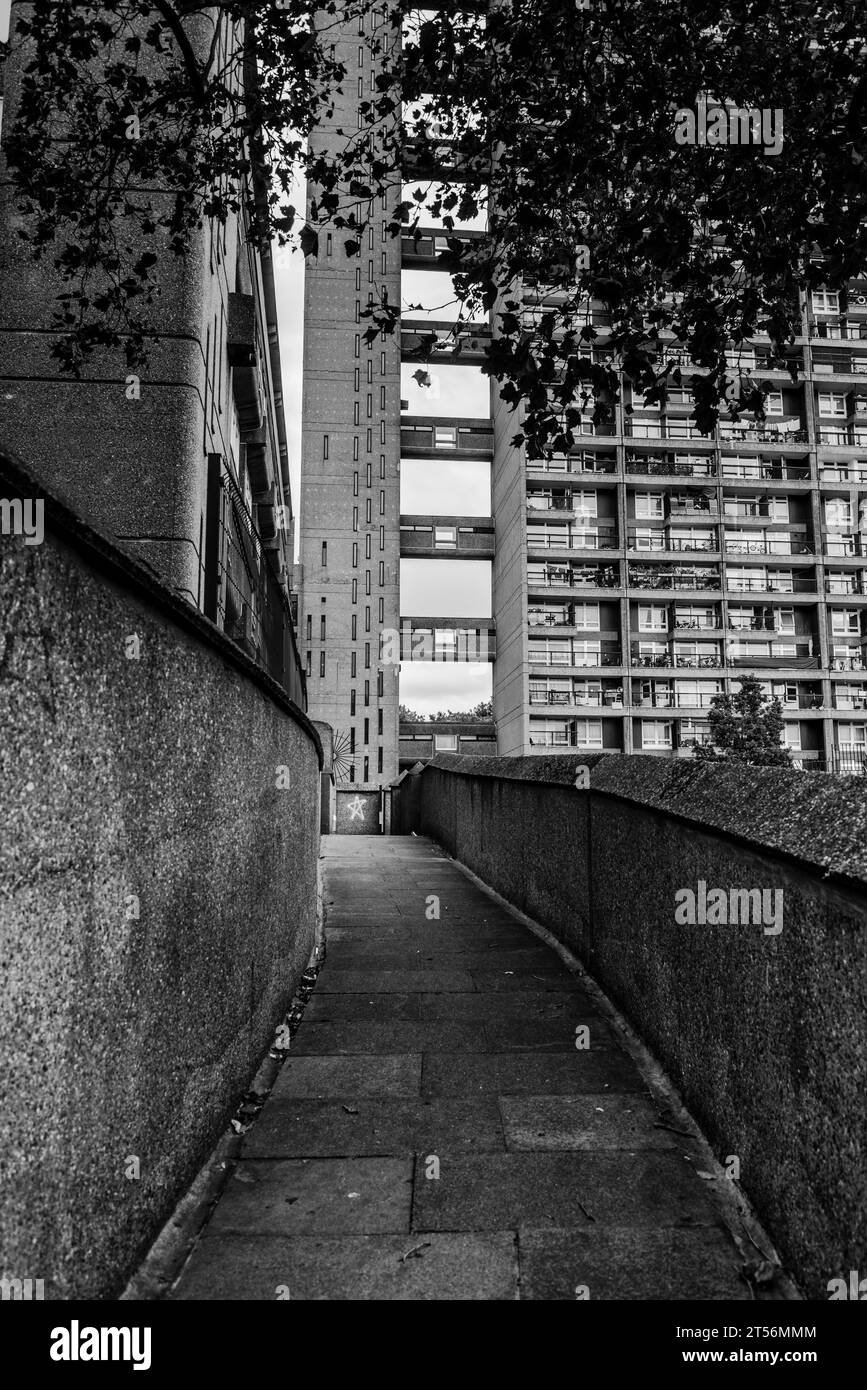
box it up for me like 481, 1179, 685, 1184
173, 836, 771, 1300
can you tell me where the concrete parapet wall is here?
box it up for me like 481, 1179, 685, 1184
407, 752, 867, 1299
0, 451, 322, 1299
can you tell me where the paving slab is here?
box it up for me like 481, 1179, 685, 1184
518, 1227, 752, 1300
244, 1097, 507, 1158
207, 1158, 412, 1236
500, 1094, 681, 1150
410, 1152, 718, 1232
315, 969, 476, 994
422, 1051, 643, 1097
174, 1232, 518, 1300
290, 1021, 488, 1055
271, 1055, 421, 1099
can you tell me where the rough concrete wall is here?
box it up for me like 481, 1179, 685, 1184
0, 469, 322, 1300
414, 753, 867, 1300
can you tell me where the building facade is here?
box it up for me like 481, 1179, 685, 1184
0, 3, 305, 706
299, 2, 867, 776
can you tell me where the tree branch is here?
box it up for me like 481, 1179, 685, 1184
151, 0, 207, 103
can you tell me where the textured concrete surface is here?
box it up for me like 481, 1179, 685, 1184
407, 756, 867, 1300
172, 837, 780, 1301
0, 514, 321, 1299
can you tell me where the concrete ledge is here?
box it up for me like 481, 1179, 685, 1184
406, 754, 867, 1300
427, 752, 867, 888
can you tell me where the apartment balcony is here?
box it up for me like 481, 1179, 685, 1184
528, 563, 621, 590
627, 530, 718, 554
400, 416, 493, 458
719, 458, 811, 482
527, 526, 619, 553
718, 422, 809, 446
822, 532, 867, 558
826, 573, 867, 596
626, 420, 711, 441
528, 687, 624, 709
819, 463, 867, 483
631, 651, 724, 669
818, 427, 867, 447
724, 536, 813, 556
527, 451, 617, 476
666, 496, 719, 520
811, 351, 867, 378
730, 649, 820, 669
724, 573, 818, 594
399, 515, 495, 559
628, 564, 722, 592
808, 318, 867, 341
830, 655, 867, 672
626, 453, 717, 479
528, 647, 623, 669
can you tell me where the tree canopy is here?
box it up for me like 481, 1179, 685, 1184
3, 0, 867, 444
694, 674, 793, 765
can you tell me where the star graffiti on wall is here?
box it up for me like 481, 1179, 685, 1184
346, 795, 367, 822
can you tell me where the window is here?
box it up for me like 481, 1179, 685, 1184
832, 610, 860, 635
764, 392, 784, 415
573, 491, 598, 517
351, 616, 357, 640
321, 541, 327, 567
435, 426, 457, 448
305, 614, 312, 640
353, 471, 359, 497
818, 392, 847, 417
574, 602, 600, 630
812, 290, 840, 314
638, 604, 668, 632
320, 614, 326, 640
352, 543, 358, 567
782, 724, 802, 751
319, 652, 326, 678
635, 492, 664, 519
641, 719, 672, 749
435, 734, 458, 751
839, 722, 867, 748
435, 526, 457, 549
825, 498, 853, 528
305, 652, 311, 678
350, 690, 356, 716
575, 719, 603, 748
574, 641, 602, 667
323, 434, 329, 459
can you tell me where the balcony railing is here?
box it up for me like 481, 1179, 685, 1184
720, 460, 811, 480
527, 454, 617, 475
628, 532, 718, 553
628, 566, 721, 591
724, 537, 812, 556
626, 456, 716, 477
